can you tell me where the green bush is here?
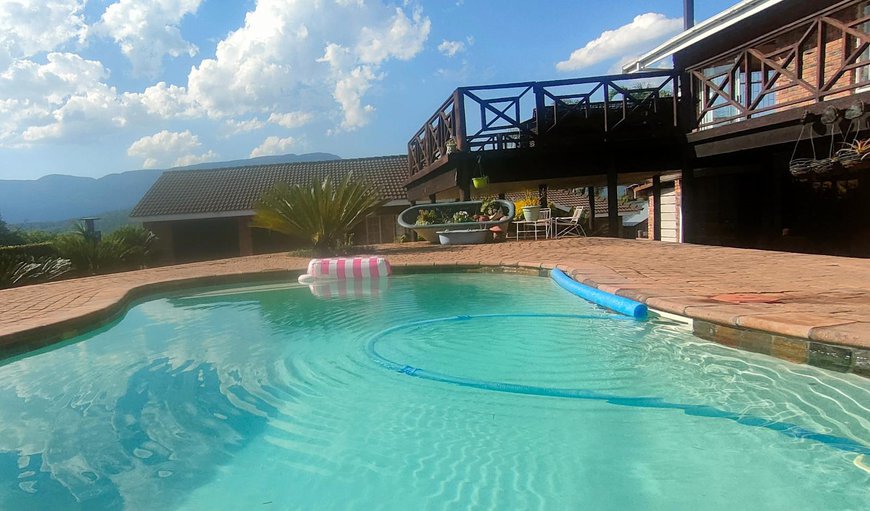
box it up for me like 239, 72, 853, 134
0, 242, 58, 258
253, 175, 385, 256
53, 223, 157, 274
0, 254, 71, 288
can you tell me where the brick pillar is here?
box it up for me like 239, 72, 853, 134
238, 217, 253, 256
679, 164, 692, 243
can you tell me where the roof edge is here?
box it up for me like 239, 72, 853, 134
622, 0, 786, 73
132, 210, 255, 222
160, 154, 407, 175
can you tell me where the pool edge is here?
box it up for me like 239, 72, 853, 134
2, 262, 868, 378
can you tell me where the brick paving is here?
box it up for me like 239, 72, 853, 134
1, 238, 869, 356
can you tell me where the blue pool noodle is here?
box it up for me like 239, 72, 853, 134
550, 268, 648, 319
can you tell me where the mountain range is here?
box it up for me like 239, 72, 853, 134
0, 153, 341, 224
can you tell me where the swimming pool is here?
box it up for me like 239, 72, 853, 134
0, 273, 868, 509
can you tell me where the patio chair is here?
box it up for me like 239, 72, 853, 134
553, 207, 587, 238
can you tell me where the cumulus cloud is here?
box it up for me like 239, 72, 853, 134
437, 40, 465, 57
250, 135, 297, 157
185, 0, 430, 129
0, 0, 432, 150
224, 118, 266, 135
127, 130, 215, 168
0, 53, 132, 145
0, 0, 87, 62
556, 13, 681, 72
97, 0, 202, 78
268, 111, 313, 129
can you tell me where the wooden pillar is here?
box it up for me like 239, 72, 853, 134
856, 171, 870, 255
681, 162, 695, 243
538, 184, 548, 208
459, 185, 471, 201
587, 186, 596, 233
607, 170, 619, 237
409, 201, 418, 241
238, 217, 253, 256
652, 175, 662, 241
429, 194, 437, 204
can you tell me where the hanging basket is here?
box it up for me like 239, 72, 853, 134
472, 176, 489, 189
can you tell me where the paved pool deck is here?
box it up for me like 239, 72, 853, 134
1, 238, 869, 375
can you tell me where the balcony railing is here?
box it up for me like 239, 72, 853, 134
407, 70, 680, 179
691, 0, 870, 130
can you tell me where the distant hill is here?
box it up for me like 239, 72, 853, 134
0, 152, 341, 224
12, 208, 136, 235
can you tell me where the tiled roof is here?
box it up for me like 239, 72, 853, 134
131, 155, 408, 218
505, 189, 641, 216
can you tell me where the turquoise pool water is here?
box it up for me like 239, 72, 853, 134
0, 273, 868, 510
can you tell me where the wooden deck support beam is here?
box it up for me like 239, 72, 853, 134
607, 169, 619, 237
587, 186, 596, 233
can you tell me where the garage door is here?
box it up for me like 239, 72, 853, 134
660, 188, 678, 242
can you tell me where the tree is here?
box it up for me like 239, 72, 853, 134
0, 215, 23, 246
252, 175, 385, 256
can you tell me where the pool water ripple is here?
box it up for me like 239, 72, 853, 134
0, 273, 867, 510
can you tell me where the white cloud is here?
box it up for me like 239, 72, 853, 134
356, 8, 430, 64
437, 40, 465, 57
224, 118, 265, 134
250, 135, 296, 157
0, 0, 432, 151
186, 0, 430, 129
97, 0, 203, 78
268, 111, 313, 129
127, 130, 215, 168
0, 1, 87, 62
555, 13, 681, 72
0, 53, 132, 145
130, 82, 203, 118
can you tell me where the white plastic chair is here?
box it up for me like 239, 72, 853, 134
514, 208, 551, 240
553, 207, 587, 238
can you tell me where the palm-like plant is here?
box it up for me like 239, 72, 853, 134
53, 223, 157, 273
253, 175, 386, 256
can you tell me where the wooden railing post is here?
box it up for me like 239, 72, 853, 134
534, 83, 546, 136
453, 88, 466, 151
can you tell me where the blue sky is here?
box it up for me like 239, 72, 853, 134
0, 0, 734, 180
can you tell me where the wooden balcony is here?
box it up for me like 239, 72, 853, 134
687, 0, 870, 158
406, 71, 684, 199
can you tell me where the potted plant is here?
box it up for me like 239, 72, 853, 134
445, 137, 458, 154
515, 189, 540, 221
522, 204, 541, 221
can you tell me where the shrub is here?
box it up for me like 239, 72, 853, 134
0, 254, 71, 289
0, 242, 58, 258
53, 223, 157, 274
253, 174, 385, 256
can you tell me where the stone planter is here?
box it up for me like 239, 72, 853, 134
522, 205, 541, 221
437, 229, 489, 245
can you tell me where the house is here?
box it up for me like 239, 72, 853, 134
403, 0, 870, 256
130, 156, 410, 263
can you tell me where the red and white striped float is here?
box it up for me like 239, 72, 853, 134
298, 257, 392, 298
